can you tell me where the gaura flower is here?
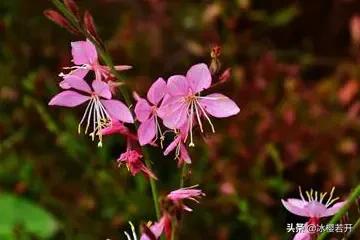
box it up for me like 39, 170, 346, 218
117, 149, 157, 180
49, 76, 133, 146
59, 39, 131, 84
158, 63, 240, 146
282, 187, 345, 240
134, 77, 167, 146
167, 185, 205, 212
163, 123, 191, 166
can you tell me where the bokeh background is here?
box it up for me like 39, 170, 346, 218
1, 0, 360, 239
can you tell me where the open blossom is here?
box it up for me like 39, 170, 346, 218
163, 122, 191, 166
59, 39, 131, 84
117, 149, 157, 179
282, 187, 345, 240
135, 78, 167, 146
158, 63, 240, 146
49, 76, 133, 146
167, 185, 205, 212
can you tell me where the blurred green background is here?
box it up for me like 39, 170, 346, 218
1, 0, 360, 239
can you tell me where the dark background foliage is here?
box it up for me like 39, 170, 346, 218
0, 0, 359, 239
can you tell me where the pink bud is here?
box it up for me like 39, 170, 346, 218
84, 10, 101, 42
64, 0, 80, 19
44, 9, 79, 35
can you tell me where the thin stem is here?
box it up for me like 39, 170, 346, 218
171, 164, 187, 240
317, 184, 360, 240
180, 164, 186, 188
51, 0, 161, 220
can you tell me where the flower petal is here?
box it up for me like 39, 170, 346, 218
186, 63, 212, 93
180, 144, 191, 164
92, 80, 112, 99
161, 103, 188, 129
281, 199, 309, 217
137, 117, 156, 146
164, 136, 181, 155
134, 98, 152, 122
293, 231, 311, 240
71, 39, 98, 65
287, 198, 308, 209
101, 99, 134, 123
49, 91, 89, 107
322, 201, 346, 217
60, 75, 91, 93
199, 93, 240, 118
59, 68, 89, 89
167, 75, 189, 96
147, 77, 167, 105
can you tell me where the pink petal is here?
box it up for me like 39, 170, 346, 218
199, 93, 240, 118
137, 117, 156, 146
186, 63, 212, 93
293, 231, 311, 240
147, 77, 167, 105
101, 99, 134, 123
134, 98, 152, 122
49, 91, 89, 107
281, 199, 309, 217
59, 68, 89, 89
306, 202, 328, 218
158, 96, 188, 129
180, 144, 191, 164
322, 201, 345, 217
140, 217, 165, 240
92, 80, 112, 99
167, 75, 190, 96
164, 136, 181, 155
71, 40, 98, 65
59, 75, 91, 93
287, 199, 308, 209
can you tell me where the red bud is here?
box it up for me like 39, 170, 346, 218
84, 10, 101, 43
64, 0, 80, 19
44, 9, 79, 35
219, 68, 231, 83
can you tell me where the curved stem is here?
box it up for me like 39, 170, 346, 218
51, 0, 161, 220
317, 184, 360, 240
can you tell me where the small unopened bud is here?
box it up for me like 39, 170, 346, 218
84, 10, 101, 43
219, 68, 231, 83
44, 9, 79, 35
210, 45, 221, 58
64, 0, 80, 19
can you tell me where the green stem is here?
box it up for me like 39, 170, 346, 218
51, 0, 161, 220
317, 184, 360, 240
171, 165, 187, 240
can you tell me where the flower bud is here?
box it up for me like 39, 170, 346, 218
64, 0, 80, 19
84, 10, 101, 43
44, 9, 79, 35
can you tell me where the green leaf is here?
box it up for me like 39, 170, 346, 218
0, 193, 58, 239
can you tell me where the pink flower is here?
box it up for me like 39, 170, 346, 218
282, 187, 345, 240
140, 215, 170, 240
49, 76, 133, 146
134, 78, 167, 146
158, 63, 240, 146
167, 185, 205, 212
117, 149, 157, 179
164, 123, 191, 166
59, 39, 131, 84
